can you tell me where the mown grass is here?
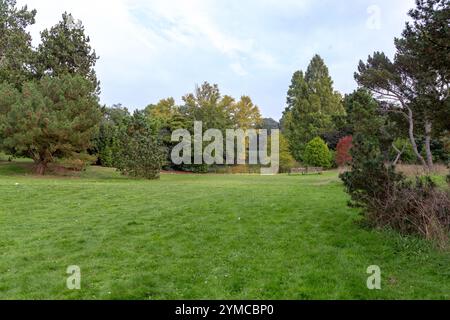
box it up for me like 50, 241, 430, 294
0, 161, 449, 300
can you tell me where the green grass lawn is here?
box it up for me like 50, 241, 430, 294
0, 161, 449, 300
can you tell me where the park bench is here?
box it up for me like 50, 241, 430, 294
289, 167, 323, 175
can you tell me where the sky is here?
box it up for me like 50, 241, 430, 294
17, 0, 416, 120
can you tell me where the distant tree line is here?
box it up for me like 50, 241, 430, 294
0, 0, 448, 191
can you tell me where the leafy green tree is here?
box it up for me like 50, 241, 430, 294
0, 0, 36, 88
146, 98, 177, 129
282, 55, 345, 161
145, 98, 190, 170
92, 104, 131, 167
145, 97, 189, 135
0, 75, 101, 174
182, 82, 233, 131
37, 12, 99, 93
303, 137, 332, 168
115, 111, 166, 179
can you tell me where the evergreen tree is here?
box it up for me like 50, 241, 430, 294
37, 12, 99, 93
281, 55, 345, 162
0, 75, 101, 174
355, 0, 449, 170
115, 111, 166, 180
0, 0, 36, 88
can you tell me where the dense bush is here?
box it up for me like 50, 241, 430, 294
335, 136, 353, 167
376, 178, 450, 247
115, 133, 166, 179
115, 111, 166, 180
341, 132, 450, 248
303, 137, 332, 168
342, 158, 450, 248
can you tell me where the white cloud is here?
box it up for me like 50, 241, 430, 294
230, 62, 248, 77
14, 0, 416, 119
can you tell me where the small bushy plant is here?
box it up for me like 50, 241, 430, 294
303, 137, 332, 168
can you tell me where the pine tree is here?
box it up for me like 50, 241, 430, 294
0, 75, 101, 174
281, 55, 344, 162
0, 0, 36, 88
37, 12, 99, 93
355, 0, 450, 170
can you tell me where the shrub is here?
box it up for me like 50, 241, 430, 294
115, 111, 166, 180
303, 137, 332, 168
191, 164, 209, 174
368, 178, 450, 248
115, 132, 166, 179
341, 134, 450, 248
336, 136, 353, 167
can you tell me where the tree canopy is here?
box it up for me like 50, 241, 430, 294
37, 12, 100, 93
355, 0, 449, 170
0, 0, 36, 88
0, 75, 101, 174
282, 55, 344, 162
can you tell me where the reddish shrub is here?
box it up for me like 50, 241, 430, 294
336, 136, 353, 167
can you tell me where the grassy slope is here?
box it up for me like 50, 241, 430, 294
0, 162, 448, 300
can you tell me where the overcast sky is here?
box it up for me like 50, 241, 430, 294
18, 0, 416, 120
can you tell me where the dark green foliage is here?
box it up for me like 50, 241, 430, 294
340, 138, 404, 211
191, 164, 209, 174
0, 75, 101, 174
37, 12, 99, 93
0, 0, 36, 88
355, 0, 450, 169
341, 89, 450, 247
92, 104, 131, 167
281, 55, 344, 161
341, 89, 402, 208
115, 111, 166, 179
303, 137, 332, 168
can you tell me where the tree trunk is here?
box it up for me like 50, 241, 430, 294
407, 108, 428, 169
392, 143, 406, 166
34, 161, 48, 175
424, 120, 434, 171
